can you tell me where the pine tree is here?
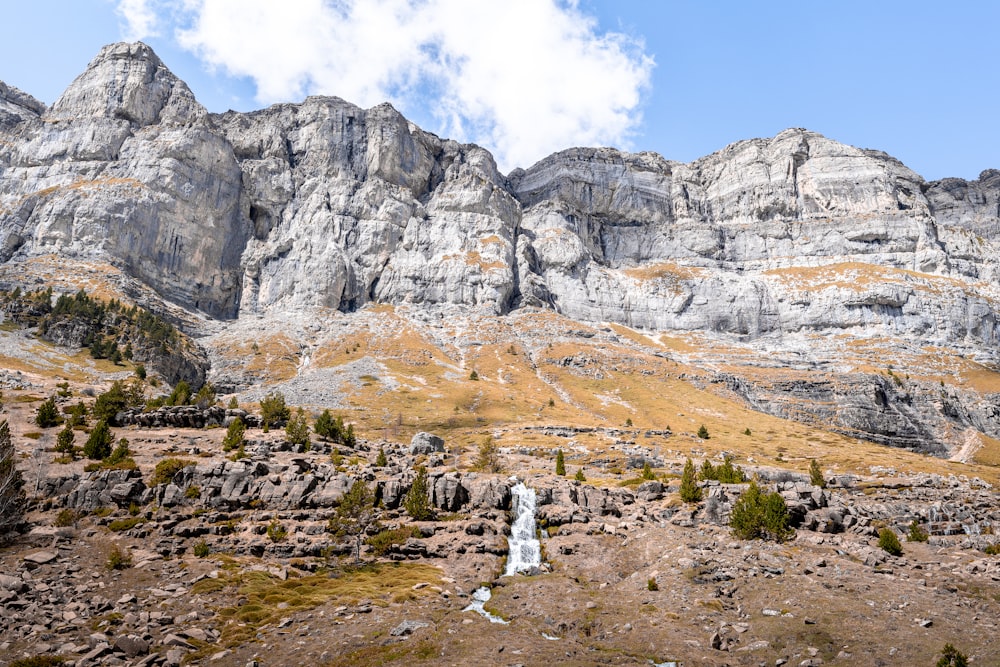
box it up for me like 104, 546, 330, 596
285, 407, 310, 448
55, 425, 76, 458
642, 461, 655, 480
404, 466, 434, 520
0, 420, 26, 542
680, 457, 702, 503
474, 436, 502, 473
314, 408, 337, 441
574, 468, 586, 482
35, 395, 61, 428
809, 459, 826, 488
730, 480, 793, 542
260, 391, 290, 429
375, 446, 388, 467
328, 479, 378, 562
83, 419, 114, 460
222, 417, 245, 452
697, 424, 710, 439
555, 449, 566, 476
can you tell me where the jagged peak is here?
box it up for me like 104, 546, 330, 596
46, 41, 205, 127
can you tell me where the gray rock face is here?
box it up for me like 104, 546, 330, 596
410, 432, 445, 455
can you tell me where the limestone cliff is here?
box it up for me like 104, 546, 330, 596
2, 42, 999, 454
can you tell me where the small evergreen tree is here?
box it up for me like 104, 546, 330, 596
260, 391, 290, 429
574, 468, 586, 482
469, 369, 479, 381
375, 446, 388, 467
93, 381, 128, 424
0, 420, 26, 542
809, 459, 826, 488
194, 382, 216, 408
222, 417, 245, 452
878, 527, 903, 556
314, 408, 338, 441
697, 424, 710, 439
166, 380, 191, 406
641, 461, 655, 480
937, 644, 969, 667
555, 449, 566, 476
699, 458, 715, 481
35, 395, 61, 428
680, 458, 702, 503
83, 419, 114, 460
55, 425, 76, 458
285, 407, 310, 448
730, 480, 792, 542
474, 436, 502, 473
404, 466, 434, 520
328, 479, 378, 563
906, 518, 929, 542
104, 438, 133, 466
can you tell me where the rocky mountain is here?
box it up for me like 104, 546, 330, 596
2, 42, 1000, 454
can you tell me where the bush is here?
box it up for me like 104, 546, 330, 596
150, 458, 193, 486
193, 382, 215, 408
469, 370, 479, 381
574, 468, 586, 482
641, 461, 655, 480
83, 419, 114, 460
108, 517, 143, 532
266, 519, 287, 542
106, 544, 133, 570
878, 528, 903, 556
809, 459, 826, 488
166, 380, 191, 407
9, 657, 67, 667
647, 577, 658, 591
192, 540, 210, 558
328, 480, 377, 563
730, 480, 792, 542
185, 485, 201, 499
54, 509, 78, 527
906, 519, 929, 543
92, 381, 130, 424
555, 449, 566, 476
680, 458, 701, 503
404, 466, 434, 521
697, 424, 710, 439
700, 457, 747, 484
375, 446, 388, 467
367, 526, 421, 557
35, 395, 61, 428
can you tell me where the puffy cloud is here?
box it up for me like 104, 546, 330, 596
123, 0, 654, 172
116, 0, 162, 40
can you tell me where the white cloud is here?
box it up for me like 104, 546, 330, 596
116, 0, 161, 40
131, 0, 654, 172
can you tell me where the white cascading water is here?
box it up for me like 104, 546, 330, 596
504, 481, 541, 576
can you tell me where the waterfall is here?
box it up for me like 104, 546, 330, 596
462, 586, 509, 624
504, 481, 541, 576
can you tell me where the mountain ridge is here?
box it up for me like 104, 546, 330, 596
2, 42, 1000, 455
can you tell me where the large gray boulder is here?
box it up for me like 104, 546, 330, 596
410, 432, 445, 455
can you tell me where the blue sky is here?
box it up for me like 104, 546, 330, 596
1, 1, 997, 180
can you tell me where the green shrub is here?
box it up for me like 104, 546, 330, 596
700, 457, 747, 483
166, 380, 191, 406
878, 527, 903, 556
555, 449, 566, 476
149, 458, 193, 486
108, 517, 143, 532
641, 461, 655, 480
375, 446, 388, 467
647, 577, 658, 591
574, 468, 586, 482
469, 370, 479, 381
906, 519, 929, 543
984, 543, 1000, 556
367, 526, 421, 557
697, 424, 709, 439
680, 458, 701, 503
730, 480, 792, 542
106, 544, 133, 570
54, 509, 78, 527
54, 425, 76, 458
193, 540, 210, 558
185, 485, 201, 499
473, 436, 502, 473
267, 519, 287, 542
